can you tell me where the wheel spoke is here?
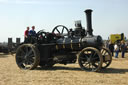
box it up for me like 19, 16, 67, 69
28, 57, 34, 63
18, 60, 25, 66
91, 65, 95, 71
29, 53, 34, 57
80, 55, 87, 59
56, 28, 60, 34
88, 63, 91, 69
27, 60, 34, 65
89, 51, 93, 58
83, 62, 89, 67
25, 46, 29, 53
17, 56, 25, 59
101, 49, 107, 56
92, 51, 97, 58
92, 61, 100, 67
92, 57, 99, 61
101, 49, 104, 54
86, 50, 89, 54
61, 27, 64, 34
83, 52, 89, 58
19, 49, 26, 55
24, 65, 29, 69
26, 49, 33, 57
103, 51, 107, 55
83, 62, 89, 65
104, 62, 109, 65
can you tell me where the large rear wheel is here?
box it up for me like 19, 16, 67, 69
15, 44, 40, 70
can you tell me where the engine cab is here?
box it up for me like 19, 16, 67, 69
73, 20, 86, 37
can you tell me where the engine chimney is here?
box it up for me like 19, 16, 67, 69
84, 9, 93, 36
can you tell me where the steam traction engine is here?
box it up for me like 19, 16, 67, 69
15, 9, 112, 72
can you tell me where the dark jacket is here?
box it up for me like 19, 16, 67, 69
109, 44, 114, 52
121, 44, 127, 52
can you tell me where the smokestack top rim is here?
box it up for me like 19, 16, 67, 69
84, 9, 93, 12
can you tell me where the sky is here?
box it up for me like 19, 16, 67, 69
0, 0, 128, 42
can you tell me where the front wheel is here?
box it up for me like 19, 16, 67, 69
78, 47, 103, 72
15, 44, 40, 70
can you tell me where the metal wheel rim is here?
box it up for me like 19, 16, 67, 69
16, 44, 38, 69
78, 47, 103, 72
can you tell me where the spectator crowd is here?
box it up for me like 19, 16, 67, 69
105, 40, 127, 58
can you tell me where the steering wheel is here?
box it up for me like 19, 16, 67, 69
52, 25, 69, 36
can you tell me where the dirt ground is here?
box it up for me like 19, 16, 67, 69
0, 53, 128, 85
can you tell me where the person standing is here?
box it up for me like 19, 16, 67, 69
24, 27, 30, 43
29, 26, 36, 36
114, 42, 119, 58
120, 41, 127, 58
105, 40, 109, 48
108, 41, 114, 56
28, 26, 36, 43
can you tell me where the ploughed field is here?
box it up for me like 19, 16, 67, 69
0, 53, 128, 85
